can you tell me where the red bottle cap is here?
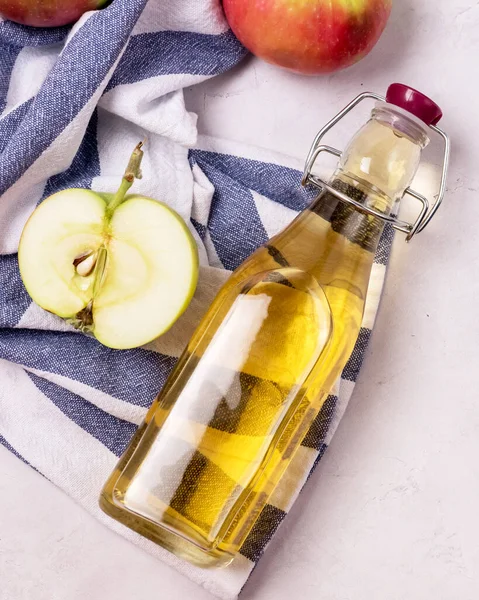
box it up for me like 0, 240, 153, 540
386, 83, 443, 126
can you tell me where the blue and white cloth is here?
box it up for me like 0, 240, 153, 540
0, 2, 394, 598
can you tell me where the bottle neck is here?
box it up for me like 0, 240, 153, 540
310, 103, 430, 254
258, 106, 428, 299
337, 103, 429, 207
311, 175, 388, 255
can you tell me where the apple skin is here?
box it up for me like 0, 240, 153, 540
222, 0, 392, 74
0, 0, 106, 27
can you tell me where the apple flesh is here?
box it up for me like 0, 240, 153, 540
223, 0, 392, 74
18, 144, 198, 350
0, 0, 107, 27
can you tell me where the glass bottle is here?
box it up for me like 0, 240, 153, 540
100, 84, 448, 567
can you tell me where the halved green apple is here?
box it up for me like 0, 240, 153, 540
18, 143, 198, 350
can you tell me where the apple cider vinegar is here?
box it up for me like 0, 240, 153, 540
100, 86, 449, 567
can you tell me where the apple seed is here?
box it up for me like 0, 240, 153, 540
74, 252, 97, 277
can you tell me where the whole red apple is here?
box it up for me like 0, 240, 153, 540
0, 0, 107, 27
223, 0, 392, 74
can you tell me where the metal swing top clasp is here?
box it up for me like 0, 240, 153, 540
301, 88, 451, 242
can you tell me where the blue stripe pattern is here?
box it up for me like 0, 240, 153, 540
0, 433, 30, 466
342, 328, 372, 382
191, 153, 270, 271
0, 431, 43, 474
107, 30, 247, 91
190, 150, 316, 212
42, 109, 100, 199
0, 0, 148, 195
0, 43, 20, 113
0, 253, 31, 327
0, 99, 33, 153
375, 222, 395, 266
0, 19, 70, 47
191, 218, 207, 242
302, 395, 337, 451
0, 329, 176, 407
28, 371, 137, 456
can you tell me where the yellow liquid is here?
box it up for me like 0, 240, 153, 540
100, 103, 428, 567
100, 173, 390, 566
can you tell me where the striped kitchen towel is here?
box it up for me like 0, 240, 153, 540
0, 1, 394, 599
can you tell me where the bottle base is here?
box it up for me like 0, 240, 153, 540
99, 491, 235, 568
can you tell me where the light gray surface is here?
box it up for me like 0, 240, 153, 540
2, 1, 479, 598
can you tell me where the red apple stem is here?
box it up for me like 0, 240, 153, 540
106, 141, 145, 217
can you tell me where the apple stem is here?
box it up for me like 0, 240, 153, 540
106, 141, 144, 217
